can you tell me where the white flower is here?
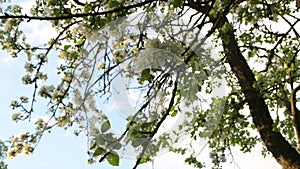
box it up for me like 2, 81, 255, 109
22, 74, 32, 84
44, 7, 53, 15
20, 96, 29, 103
22, 144, 33, 155
19, 134, 28, 142
130, 47, 138, 53
11, 137, 18, 144
37, 53, 47, 62
10, 100, 19, 108
80, 69, 90, 79
97, 62, 105, 69
39, 85, 55, 98
24, 62, 34, 73
59, 51, 68, 59
7, 149, 16, 159
35, 118, 44, 128
73, 90, 83, 107
62, 75, 72, 82
30, 8, 35, 15
4, 19, 13, 31
12, 113, 21, 121
36, 128, 42, 135
36, 72, 47, 81
124, 64, 131, 72
57, 116, 70, 127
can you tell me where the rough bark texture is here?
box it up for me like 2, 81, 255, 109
220, 18, 300, 169
187, 1, 300, 167
291, 91, 300, 147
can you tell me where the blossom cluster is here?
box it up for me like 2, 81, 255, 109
6, 133, 36, 159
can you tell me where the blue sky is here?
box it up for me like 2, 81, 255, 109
0, 0, 282, 168
0, 28, 281, 169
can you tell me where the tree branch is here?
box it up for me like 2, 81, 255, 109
291, 84, 300, 147
73, 0, 85, 6
220, 16, 300, 169
186, 0, 300, 167
133, 73, 179, 169
0, 0, 155, 20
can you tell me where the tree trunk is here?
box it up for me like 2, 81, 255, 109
220, 18, 300, 169
185, 1, 300, 167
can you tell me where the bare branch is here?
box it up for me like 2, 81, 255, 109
0, 0, 156, 20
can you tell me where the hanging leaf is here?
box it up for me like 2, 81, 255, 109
93, 147, 105, 156
77, 39, 85, 46
140, 68, 151, 81
107, 152, 119, 166
101, 120, 111, 133
172, 0, 183, 8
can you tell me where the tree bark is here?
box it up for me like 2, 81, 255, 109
184, 1, 300, 168
291, 88, 300, 148
219, 18, 300, 169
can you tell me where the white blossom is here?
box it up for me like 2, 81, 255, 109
59, 51, 68, 59
87, 94, 96, 110
10, 100, 19, 108
18, 134, 28, 142
21, 144, 33, 155
7, 149, 16, 159
35, 118, 44, 128
62, 75, 72, 82
20, 96, 29, 103
130, 47, 138, 53
4, 19, 13, 31
11, 137, 18, 144
39, 85, 55, 98
22, 74, 31, 84
80, 69, 90, 79
123, 64, 131, 72
36, 72, 47, 81
24, 62, 34, 73
12, 113, 21, 121
29, 8, 35, 15
97, 62, 105, 69
37, 53, 48, 63
57, 116, 70, 127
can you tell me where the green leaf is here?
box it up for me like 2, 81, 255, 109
48, 0, 58, 6
63, 8, 71, 15
126, 115, 133, 121
115, 143, 122, 150
77, 39, 84, 46
172, 0, 183, 8
171, 109, 178, 117
64, 45, 71, 50
131, 138, 142, 147
101, 121, 111, 133
139, 155, 150, 164
108, 0, 120, 8
107, 152, 119, 166
90, 143, 97, 150
140, 68, 151, 81
97, 18, 108, 28
93, 147, 105, 156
